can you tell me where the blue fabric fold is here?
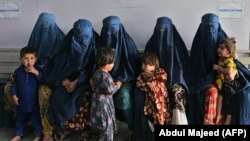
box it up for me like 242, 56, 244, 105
133, 88, 153, 141
231, 60, 250, 124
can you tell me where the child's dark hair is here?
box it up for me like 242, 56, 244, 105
220, 37, 236, 59
140, 52, 159, 68
20, 46, 37, 58
95, 47, 116, 67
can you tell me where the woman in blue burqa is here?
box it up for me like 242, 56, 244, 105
39, 19, 99, 141
100, 16, 140, 140
133, 17, 190, 141
1, 12, 65, 128
188, 13, 250, 125
27, 12, 65, 67
187, 13, 228, 124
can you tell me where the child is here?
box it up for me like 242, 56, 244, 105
136, 52, 171, 127
213, 37, 238, 125
90, 47, 122, 141
10, 47, 42, 141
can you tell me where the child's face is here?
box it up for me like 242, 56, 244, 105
20, 53, 37, 68
217, 43, 230, 58
106, 63, 114, 72
142, 63, 155, 73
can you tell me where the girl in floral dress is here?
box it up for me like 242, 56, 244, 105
90, 47, 122, 141
136, 52, 171, 126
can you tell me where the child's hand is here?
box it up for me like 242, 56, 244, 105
62, 79, 70, 87
147, 81, 156, 88
115, 81, 122, 88
213, 64, 219, 71
12, 95, 19, 106
27, 66, 39, 76
226, 69, 237, 81
67, 79, 78, 93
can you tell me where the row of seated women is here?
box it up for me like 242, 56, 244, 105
1, 12, 250, 141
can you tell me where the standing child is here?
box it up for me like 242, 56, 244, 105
10, 47, 42, 141
213, 37, 238, 125
90, 47, 122, 141
136, 52, 171, 127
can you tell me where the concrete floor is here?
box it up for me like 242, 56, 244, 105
0, 121, 130, 141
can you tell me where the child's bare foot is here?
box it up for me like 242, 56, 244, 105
43, 134, 53, 141
10, 136, 21, 141
33, 136, 40, 141
224, 118, 231, 125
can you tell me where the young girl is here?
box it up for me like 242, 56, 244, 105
10, 47, 42, 141
213, 37, 238, 125
136, 52, 171, 126
90, 47, 122, 141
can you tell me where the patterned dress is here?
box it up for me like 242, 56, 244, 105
136, 68, 171, 125
168, 83, 188, 125
204, 84, 219, 125
37, 84, 91, 135
216, 57, 238, 89
90, 69, 120, 141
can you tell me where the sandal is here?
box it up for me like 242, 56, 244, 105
54, 130, 71, 141
79, 130, 90, 141
126, 131, 135, 141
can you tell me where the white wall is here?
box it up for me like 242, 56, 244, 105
0, 0, 249, 50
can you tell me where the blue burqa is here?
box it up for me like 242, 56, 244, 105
134, 17, 189, 141
28, 12, 65, 67
187, 13, 228, 124
100, 16, 140, 129
231, 60, 250, 124
145, 16, 189, 88
100, 16, 140, 82
43, 19, 99, 125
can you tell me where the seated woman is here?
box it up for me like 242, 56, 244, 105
187, 13, 228, 125
144, 16, 189, 125
27, 12, 65, 67
40, 19, 99, 141
100, 16, 140, 141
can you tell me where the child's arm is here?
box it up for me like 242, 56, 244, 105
106, 79, 122, 95
27, 65, 39, 76
28, 65, 42, 82
213, 64, 230, 75
97, 77, 122, 95
213, 59, 237, 81
11, 72, 19, 106
155, 68, 167, 82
